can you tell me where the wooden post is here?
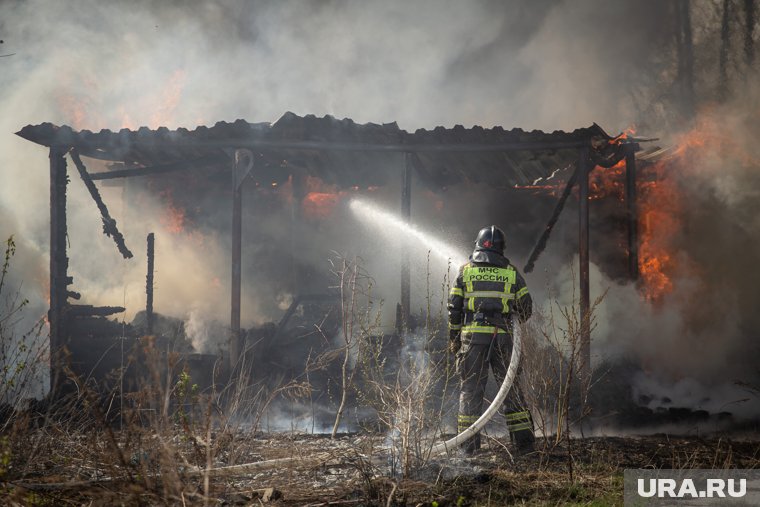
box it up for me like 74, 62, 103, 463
146, 233, 155, 335
230, 169, 242, 373
400, 153, 412, 327
49, 146, 69, 394
625, 146, 639, 280
230, 150, 253, 373
578, 146, 591, 383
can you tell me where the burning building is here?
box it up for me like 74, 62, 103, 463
17, 112, 676, 426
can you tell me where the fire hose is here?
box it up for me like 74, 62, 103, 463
428, 317, 521, 456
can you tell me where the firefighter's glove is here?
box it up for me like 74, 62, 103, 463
449, 330, 461, 355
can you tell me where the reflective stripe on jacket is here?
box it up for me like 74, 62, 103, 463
448, 252, 532, 343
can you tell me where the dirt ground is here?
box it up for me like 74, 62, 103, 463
4, 428, 760, 506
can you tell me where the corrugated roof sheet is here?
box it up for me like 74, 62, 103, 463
17, 112, 614, 188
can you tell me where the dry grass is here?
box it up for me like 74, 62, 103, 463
2, 240, 759, 505
4, 425, 759, 506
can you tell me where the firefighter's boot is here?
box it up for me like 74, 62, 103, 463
457, 413, 480, 455
506, 410, 535, 454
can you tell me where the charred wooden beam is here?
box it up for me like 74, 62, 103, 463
146, 233, 155, 335
578, 146, 591, 385
242, 139, 592, 153
49, 146, 69, 394
66, 291, 81, 300
523, 164, 578, 273
20, 135, 595, 156
69, 150, 133, 259
400, 152, 413, 326
88, 155, 220, 180
230, 169, 242, 371
230, 149, 253, 373
67, 304, 125, 317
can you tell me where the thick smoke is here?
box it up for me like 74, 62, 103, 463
1, 0, 758, 423
0, 0, 672, 322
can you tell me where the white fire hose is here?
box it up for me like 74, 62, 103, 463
428, 323, 522, 457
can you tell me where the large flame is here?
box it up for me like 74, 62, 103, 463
637, 108, 757, 302
637, 159, 680, 301
511, 124, 699, 302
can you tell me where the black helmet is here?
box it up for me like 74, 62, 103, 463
474, 225, 505, 254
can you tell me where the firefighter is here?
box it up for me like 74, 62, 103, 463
448, 225, 534, 455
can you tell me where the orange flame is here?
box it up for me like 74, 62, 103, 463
159, 189, 186, 234
303, 192, 342, 218
637, 160, 680, 301
301, 176, 345, 219
589, 160, 626, 201
282, 176, 379, 219
635, 111, 744, 302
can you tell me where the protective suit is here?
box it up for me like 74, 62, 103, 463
448, 226, 534, 454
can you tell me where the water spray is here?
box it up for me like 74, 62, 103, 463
348, 198, 467, 267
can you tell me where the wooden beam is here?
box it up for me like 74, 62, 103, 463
89, 156, 220, 180
49, 146, 69, 394
236, 139, 590, 153
230, 150, 253, 374
146, 233, 155, 335
69, 150, 133, 259
230, 166, 242, 372
67, 305, 125, 317
523, 163, 577, 273
26, 138, 593, 162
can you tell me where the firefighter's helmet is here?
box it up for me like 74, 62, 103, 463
474, 225, 505, 254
